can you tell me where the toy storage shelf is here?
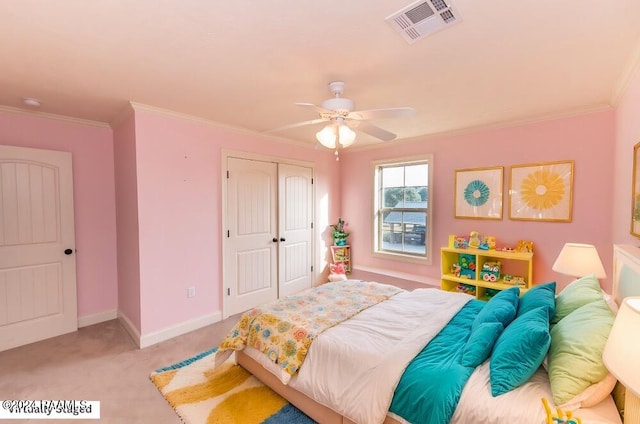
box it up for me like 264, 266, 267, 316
331, 245, 351, 273
441, 246, 533, 300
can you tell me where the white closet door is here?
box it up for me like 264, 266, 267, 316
224, 157, 278, 317
278, 163, 313, 298
0, 145, 77, 352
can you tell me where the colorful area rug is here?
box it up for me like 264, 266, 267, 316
150, 348, 315, 424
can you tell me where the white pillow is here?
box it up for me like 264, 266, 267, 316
559, 373, 617, 409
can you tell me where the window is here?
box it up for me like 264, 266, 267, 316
373, 155, 433, 263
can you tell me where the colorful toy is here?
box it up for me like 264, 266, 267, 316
480, 261, 501, 282
484, 236, 497, 249
328, 262, 347, 282
454, 236, 468, 248
503, 274, 526, 286
456, 283, 476, 295
516, 240, 534, 253
468, 231, 481, 248
458, 253, 476, 279
541, 397, 581, 424
450, 263, 461, 277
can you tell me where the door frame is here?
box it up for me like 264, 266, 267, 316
221, 150, 315, 319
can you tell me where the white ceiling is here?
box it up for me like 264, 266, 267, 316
2, 1, 640, 147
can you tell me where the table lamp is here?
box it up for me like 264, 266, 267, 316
552, 243, 607, 278
603, 297, 640, 423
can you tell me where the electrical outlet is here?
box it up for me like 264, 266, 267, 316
187, 286, 196, 298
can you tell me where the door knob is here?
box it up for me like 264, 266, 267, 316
272, 237, 278, 243
280, 237, 286, 242
64, 248, 73, 255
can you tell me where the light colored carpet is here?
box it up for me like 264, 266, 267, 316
150, 348, 314, 423
0, 317, 240, 423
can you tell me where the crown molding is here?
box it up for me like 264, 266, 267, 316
0, 105, 110, 128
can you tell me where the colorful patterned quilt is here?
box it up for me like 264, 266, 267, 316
216, 280, 403, 376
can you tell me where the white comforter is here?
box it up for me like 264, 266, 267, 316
246, 288, 471, 424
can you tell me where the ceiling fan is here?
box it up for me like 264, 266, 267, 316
268, 81, 416, 150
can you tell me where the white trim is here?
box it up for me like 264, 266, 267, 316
352, 265, 439, 287
78, 309, 118, 328
138, 311, 222, 349
371, 154, 434, 266
0, 105, 110, 128
117, 310, 142, 348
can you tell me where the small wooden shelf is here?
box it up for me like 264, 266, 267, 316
441, 246, 533, 300
331, 245, 351, 273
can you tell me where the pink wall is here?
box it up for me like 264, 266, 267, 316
340, 110, 616, 292
5, 65, 639, 337
127, 106, 340, 334
614, 63, 640, 245
0, 111, 118, 317
112, 107, 142, 330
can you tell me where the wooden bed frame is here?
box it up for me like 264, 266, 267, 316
236, 244, 640, 423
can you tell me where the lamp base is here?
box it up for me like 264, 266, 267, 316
625, 390, 640, 424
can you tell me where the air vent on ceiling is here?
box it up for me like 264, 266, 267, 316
385, 0, 462, 44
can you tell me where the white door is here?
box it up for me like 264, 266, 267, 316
224, 157, 314, 317
0, 145, 77, 352
224, 158, 278, 317
278, 164, 313, 298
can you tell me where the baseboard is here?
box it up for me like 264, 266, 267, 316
78, 309, 118, 328
117, 310, 142, 348
116, 310, 223, 349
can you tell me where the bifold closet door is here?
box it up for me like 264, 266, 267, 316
224, 158, 313, 317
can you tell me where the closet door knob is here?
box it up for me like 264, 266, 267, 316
272, 237, 278, 243
280, 237, 286, 242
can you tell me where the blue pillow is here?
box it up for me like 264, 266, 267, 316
462, 321, 504, 367
472, 286, 520, 331
490, 307, 551, 396
517, 282, 556, 321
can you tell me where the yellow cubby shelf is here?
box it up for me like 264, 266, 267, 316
441, 246, 533, 301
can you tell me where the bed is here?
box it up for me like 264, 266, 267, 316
217, 244, 640, 423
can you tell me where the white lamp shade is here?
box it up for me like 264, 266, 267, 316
551, 243, 606, 279
338, 124, 356, 147
315, 125, 336, 149
603, 297, 640, 397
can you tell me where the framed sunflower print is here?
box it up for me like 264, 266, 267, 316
631, 142, 640, 237
509, 160, 574, 222
454, 166, 503, 219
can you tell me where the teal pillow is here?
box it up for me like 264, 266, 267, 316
552, 274, 603, 324
517, 282, 556, 321
472, 287, 520, 331
462, 321, 504, 367
548, 298, 615, 405
490, 308, 551, 396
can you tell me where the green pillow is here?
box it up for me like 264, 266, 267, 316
517, 282, 556, 321
472, 287, 520, 330
548, 298, 615, 405
490, 307, 551, 396
462, 321, 504, 368
552, 274, 602, 324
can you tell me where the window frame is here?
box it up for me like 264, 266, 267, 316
371, 154, 433, 265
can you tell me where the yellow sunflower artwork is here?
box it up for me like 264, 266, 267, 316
509, 161, 573, 222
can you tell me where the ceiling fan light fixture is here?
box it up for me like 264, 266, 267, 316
316, 125, 337, 149
338, 124, 356, 147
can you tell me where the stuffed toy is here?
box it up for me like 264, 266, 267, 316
328, 262, 347, 282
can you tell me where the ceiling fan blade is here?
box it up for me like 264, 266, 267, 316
266, 118, 327, 133
350, 107, 416, 121
353, 122, 397, 142
295, 102, 333, 115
